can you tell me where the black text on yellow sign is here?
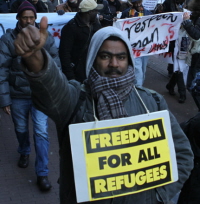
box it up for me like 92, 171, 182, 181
90, 162, 171, 199
84, 119, 165, 153
83, 118, 173, 200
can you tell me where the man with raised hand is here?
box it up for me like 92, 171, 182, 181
14, 16, 193, 204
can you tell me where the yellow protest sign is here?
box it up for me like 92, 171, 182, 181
69, 110, 178, 203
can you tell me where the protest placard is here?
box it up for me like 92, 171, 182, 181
69, 110, 178, 203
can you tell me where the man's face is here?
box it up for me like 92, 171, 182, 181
94, 40, 129, 78
17, 10, 36, 28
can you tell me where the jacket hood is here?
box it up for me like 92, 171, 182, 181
85, 26, 135, 78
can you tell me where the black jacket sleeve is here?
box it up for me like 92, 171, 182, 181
182, 18, 200, 40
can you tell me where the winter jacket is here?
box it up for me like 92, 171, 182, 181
0, 0, 15, 13
0, 23, 60, 108
11, 0, 47, 13
59, 12, 102, 83
22, 26, 193, 204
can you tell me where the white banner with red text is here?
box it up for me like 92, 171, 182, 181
113, 12, 183, 58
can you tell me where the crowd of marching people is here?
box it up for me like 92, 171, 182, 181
0, 0, 200, 204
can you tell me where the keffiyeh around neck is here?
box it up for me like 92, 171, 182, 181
88, 66, 135, 120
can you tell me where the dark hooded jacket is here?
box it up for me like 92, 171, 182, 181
22, 26, 193, 204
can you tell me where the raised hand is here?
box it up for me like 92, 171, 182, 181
14, 16, 48, 58
14, 16, 48, 72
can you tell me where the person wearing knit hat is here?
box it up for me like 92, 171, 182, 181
0, 0, 61, 192
16, 0, 37, 19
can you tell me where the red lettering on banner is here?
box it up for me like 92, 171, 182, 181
168, 26, 175, 39
122, 19, 140, 30
148, 36, 169, 53
132, 47, 145, 57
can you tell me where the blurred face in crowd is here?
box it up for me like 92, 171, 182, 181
89, 9, 98, 23
17, 10, 36, 28
133, 0, 143, 12
94, 40, 129, 78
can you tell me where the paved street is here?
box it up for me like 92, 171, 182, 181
0, 55, 198, 204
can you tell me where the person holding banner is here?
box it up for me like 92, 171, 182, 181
13, 13, 194, 203
0, 0, 61, 191
182, 0, 200, 110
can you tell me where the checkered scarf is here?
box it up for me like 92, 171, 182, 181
88, 66, 135, 120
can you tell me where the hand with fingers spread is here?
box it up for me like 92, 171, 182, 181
14, 16, 48, 72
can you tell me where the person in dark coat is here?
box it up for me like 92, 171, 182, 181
14, 19, 193, 204
59, 0, 103, 83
